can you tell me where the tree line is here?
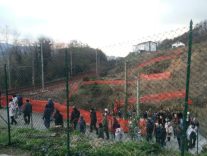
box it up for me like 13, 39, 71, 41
0, 36, 111, 90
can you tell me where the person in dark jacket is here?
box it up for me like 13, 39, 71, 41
154, 123, 159, 144
70, 106, 80, 130
53, 109, 63, 127
160, 124, 166, 147
102, 113, 109, 139
48, 98, 55, 115
43, 104, 51, 128
146, 117, 154, 142
175, 121, 183, 150
98, 123, 104, 139
79, 116, 86, 134
23, 99, 32, 124
90, 108, 98, 134
17, 95, 23, 115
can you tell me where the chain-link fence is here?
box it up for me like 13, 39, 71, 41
0, 21, 207, 155
0, 66, 9, 146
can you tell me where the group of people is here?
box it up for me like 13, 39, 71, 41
9, 95, 199, 150
136, 110, 199, 150
69, 107, 124, 141
9, 95, 32, 125
69, 106, 199, 149
42, 98, 63, 128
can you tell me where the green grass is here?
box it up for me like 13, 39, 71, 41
1, 128, 207, 156
0, 128, 8, 145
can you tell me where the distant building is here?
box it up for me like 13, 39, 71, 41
172, 42, 185, 48
133, 41, 157, 53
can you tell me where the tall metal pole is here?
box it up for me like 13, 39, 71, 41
181, 20, 193, 156
7, 58, 11, 89
0, 90, 2, 108
5, 25, 11, 89
136, 74, 140, 118
40, 41, 44, 90
124, 61, 128, 119
65, 49, 70, 156
96, 50, 98, 77
32, 45, 35, 88
4, 64, 11, 145
70, 49, 72, 77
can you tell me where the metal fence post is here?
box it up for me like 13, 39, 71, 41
124, 61, 128, 119
197, 127, 198, 155
136, 73, 140, 118
65, 49, 70, 156
181, 20, 193, 156
0, 90, 2, 108
31, 113, 34, 129
4, 64, 11, 145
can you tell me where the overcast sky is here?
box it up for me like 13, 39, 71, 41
0, 0, 206, 56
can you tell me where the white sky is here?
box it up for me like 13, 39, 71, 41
0, 0, 206, 56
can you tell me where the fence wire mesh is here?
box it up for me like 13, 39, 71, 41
0, 21, 207, 155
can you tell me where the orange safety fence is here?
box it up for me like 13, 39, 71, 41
128, 49, 183, 77
1, 93, 192, 132
0, 96, 129, 132
140, 72, 171, 81
81, 80, 125, 85
114, 90, 192, 111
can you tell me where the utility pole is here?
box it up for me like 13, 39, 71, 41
5, 25, 11, 89
40, 41, 44, 90
136, 73, 140, 118
7, 58, 11, 89
124, 61, 128, 119
32, 45, 35, 88
181, 20, 193, 156
65, 49, 70, 156
70, 49, 72, 77
96, 50, 98, 77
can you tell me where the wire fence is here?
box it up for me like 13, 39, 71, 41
0, 21, 207, 155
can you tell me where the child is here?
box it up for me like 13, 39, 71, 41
115, 124, 124, 141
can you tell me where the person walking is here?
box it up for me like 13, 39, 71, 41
115, 124, 124, 141
9, 99, 17, 125
102, 113, 109, 139
98, 123, 104, 139
165, 119, 173, 142
43, 104, 52, 128
175, 121, 183, 150
12, 95, 18, 118
23, 99, 32, 124
17, 95, 23, 115
70, 106, 80, 130
90, 108, 98, 134
48, 98, 55, 119
112, 117, 120, 139
187, 123, 197, 149
53, 109, 63, 127
146, 117, 154, 142
79, 116, 86, 134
